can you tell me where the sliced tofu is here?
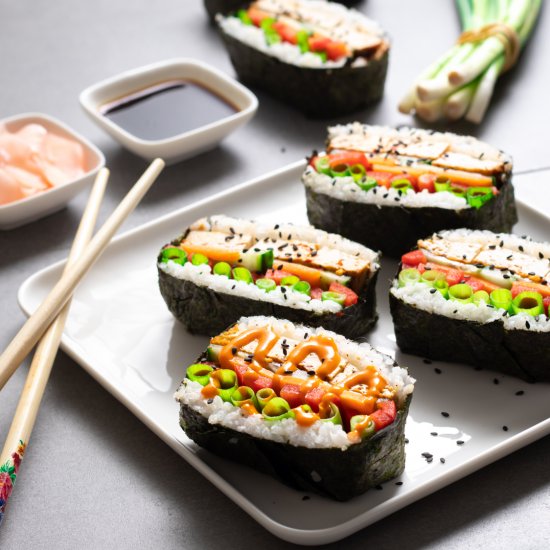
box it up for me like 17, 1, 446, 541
474, 247, 550, 282
183, 230, 252, 250
395, 141, 449, 160
432, 152, 504, 174
419, 238, 483, 264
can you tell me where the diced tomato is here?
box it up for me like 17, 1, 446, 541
308, 35, 331, 52
265, 268, 293, 285
401, 250, 427, 267
370, 400, 396, 430
310, 287, 323, 300
233, 364, 249, 386
280, 384, 303, 408
247, 7, 269, 26
304, 386, 325, 412
328, 151, 370, 170
544, 296, 550, 315
329, 282, 358, 307
325, 40, 349, 61
390, 173, 417, 190
367, 170, 394, 188
273, 21, 298, 44
249, 375, 273, 393
417, 173, 436, 193
425, 262, 464, 287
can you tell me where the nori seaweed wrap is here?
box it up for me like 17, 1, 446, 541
158, 215, 380, 339
175, 316, 415, 500
303, 123, 518, 257
216, 0, 389, 117
204, 0, 246, 22
389, 229, 550, 381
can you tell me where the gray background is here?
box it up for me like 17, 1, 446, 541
1, 0, 550, 548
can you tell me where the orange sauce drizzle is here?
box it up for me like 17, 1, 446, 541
201, 384, 219, 399
294, 406, 320, 427
214, 325, 389, 421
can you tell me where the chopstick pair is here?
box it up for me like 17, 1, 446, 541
0, 158, 165, 523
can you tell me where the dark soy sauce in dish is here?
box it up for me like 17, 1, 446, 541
100, 80, 237, 141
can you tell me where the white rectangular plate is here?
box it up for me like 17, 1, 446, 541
18, 161, 550, 545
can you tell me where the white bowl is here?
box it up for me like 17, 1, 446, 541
79, 58, 258, 164
0, 113, 105, 230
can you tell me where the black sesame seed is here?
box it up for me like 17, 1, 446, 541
307, 370, 315, 376
229, 227, 235, 234
539, 252, 544, 259
503, 274, 510, 279
405, 438, 409, 444
499, 240, 504, 247
434, 367, 442, 374
427, 457, 433, 463
431, 432, 438, 436
526, 321, 531, 329
519, 245, 524, 252
440, 457, 446, 464
430, 288, 437, 294
231, 285, 236, 290
207, 398, 214, 404
421, 452, 433, 458
304, 333, 309, 339
395, 481, 403, 486
503, 426, 509, 432
383, 193, 389, 198
423, 358, 432, 364
457, 440, 464, 445
515, 390, 525, 396
493, 378, 500, 385
441, 411, 450, 418
489, 245, 496, 250
231, 347, 237, 355
274, 224, 279, 229
302, 495, 310, 501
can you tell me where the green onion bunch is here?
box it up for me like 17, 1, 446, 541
399, 0, 541, 123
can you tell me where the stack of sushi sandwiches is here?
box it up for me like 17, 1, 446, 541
214, 0, 390, 116
158, 121, 549, 499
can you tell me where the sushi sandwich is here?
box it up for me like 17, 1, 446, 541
175, 316, 415, 500
217, 0, 389, 116
390, 229, 550, 381
303, 123, 517, 256
158, 215, 380, 339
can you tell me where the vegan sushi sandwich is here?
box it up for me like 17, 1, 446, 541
216, 0, 389, 116
158, 215, 380, 339
175, 316, 415, 500
303, 123, 517, 257
389, 229, 550, 381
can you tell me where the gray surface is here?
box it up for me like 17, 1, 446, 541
1, 0, 550, 548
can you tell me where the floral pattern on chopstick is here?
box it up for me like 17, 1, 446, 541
0, 440, 26, 524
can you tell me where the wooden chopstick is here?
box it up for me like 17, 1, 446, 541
0, 167, 109, 522
0, 158, 165, 391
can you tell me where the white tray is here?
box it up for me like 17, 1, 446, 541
18, 161, 550, 545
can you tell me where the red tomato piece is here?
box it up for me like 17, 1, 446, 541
329, 282, 358, 307
367, 170, 393, 188
250, 375, 273, 393
304, 386, 325, 412
308, 35, 331, 52
544, 296, 550, 315
273, 21, 298, 44
233, 364, 249, 386
265, 268, 293, 285
328, 151, 370, 170
325, 40, 349, 61
425, 262, 464, 287
417, 173, 436, 193
310, 287, 323, 300
401, 250, 427, 267
280, 384, 303, 408
370, 400, 396, 430
464, 277, 485, 292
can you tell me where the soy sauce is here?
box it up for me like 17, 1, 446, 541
100, 80, 237, 141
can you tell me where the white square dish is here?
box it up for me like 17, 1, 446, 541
17, 162, 550, 544
79, 58, 258, 164
0, 112, 105, 230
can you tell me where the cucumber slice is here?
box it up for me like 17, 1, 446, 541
206, 344, 222, 362
319, 270, 351, 290
479, 266, 516, 289
239, 248, 274, 272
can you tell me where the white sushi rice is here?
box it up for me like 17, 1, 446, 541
159, 215, 379, 315
175, 316, 415, 450
302, 164, 470, 210
218, 2, 384, 70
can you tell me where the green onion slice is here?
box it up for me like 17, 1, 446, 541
472, 290, 490, 305
448, 283, 473, 303
391, 178, 413, 193
262, 397, 294, 421
349, 415, 376, 439
434, 176, 451, 192
314, 156, 331, 175
466, 187, 493, 209
256, 388, 276, 410
350, 163, 366, 183
186, 364, 213, 386
292, 280, 311, 296
159, 247, 187, 265
232, 267, 253, 284
511, 291, 544, 317
321, 291, 346, 306
357, 176, 378, 192
255, 278, 276, 292
330, 163, 350, 178
490, 288, 513, 312
398, 268, 421, 287
281, 275, 300, 286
